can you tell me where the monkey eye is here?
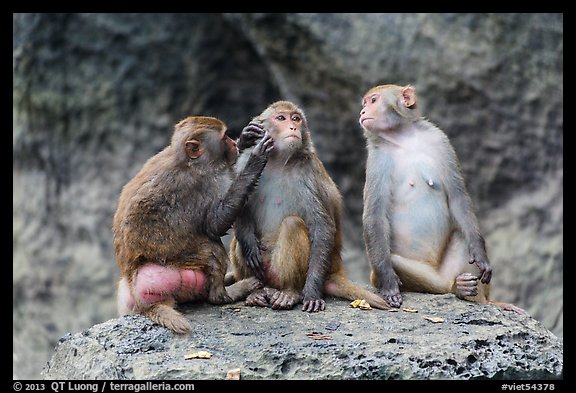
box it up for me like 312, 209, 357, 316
276, 114, 286, 121
291, 114, 301, 122
371, 96, 377, 104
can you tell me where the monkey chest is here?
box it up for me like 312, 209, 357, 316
391, 155, 446, 200
251, 176, 306, 232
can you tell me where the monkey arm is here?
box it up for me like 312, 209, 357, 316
205, 135, 273, 239
444, 156, 492, 284
234, 209, 266, 281
205, 155, 267, 239
362, 177, 402, 288
301, 208, 336, 304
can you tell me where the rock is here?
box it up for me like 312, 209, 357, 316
42, 293, 562, 380
14, 13, 563, 379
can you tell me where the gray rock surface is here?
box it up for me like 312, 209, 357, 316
14, 13, 563, 379
42, 293, 562, 380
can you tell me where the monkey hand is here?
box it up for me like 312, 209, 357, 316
238, 121, 266, 151
378, 271, 403, 308
244, 132, 274, 173
241, 237, 267, 282
469, 251, 492, 284
302, 296, 326, 312
302, 289, 326, 312
252, 132, 274, 157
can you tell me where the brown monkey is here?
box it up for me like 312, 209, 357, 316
228, 101, 390, 312
113, 116, 274, 334
359, 84, 524, 313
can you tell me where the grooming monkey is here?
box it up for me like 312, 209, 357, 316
228, 101, 390, 312
359, 84, 523, 313
113, 116, 274, 333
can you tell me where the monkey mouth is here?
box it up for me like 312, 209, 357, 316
284, 135, 301, 140
360, 117, 373, 124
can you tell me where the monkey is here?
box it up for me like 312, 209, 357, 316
113, 116, 274, 334
228, 101, 391, 312
359, 84, 524, 313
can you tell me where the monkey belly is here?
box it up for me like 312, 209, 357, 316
390, 195, 451, 264
134, 263, 207, 305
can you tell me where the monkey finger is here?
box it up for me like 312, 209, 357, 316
461, 288, 478, 297
458, 272, 478, 282
247, 260, 265, 282
242, 129, 265, 140
387, 294, 403, 308
457, 278, 478, 286
246, 293, 268, 307
253, 134, 270, 153
271, 293, 290, 309
243, 123, 265, 133
303, 299, 325, 313
480, 269, 492, 284
263, 139, 275, 154
252, 296, 269, 307
269, 290, 281, 305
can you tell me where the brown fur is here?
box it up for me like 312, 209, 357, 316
114, 116, 272, 333
229, 101, 390, 311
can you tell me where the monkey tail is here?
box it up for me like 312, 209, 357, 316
142, 303, 191, 334
324, 273, 391, 310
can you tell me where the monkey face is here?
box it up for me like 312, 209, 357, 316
221, 133, 239, 164
265, 110, 303, 154
360, 90, 388, 132
202, 130, 238, 165
360, 85, 418, 133
176, 116, 239, 165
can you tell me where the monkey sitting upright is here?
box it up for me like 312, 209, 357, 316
359, 84, 524, 313
228, 101, 390, 312
113, 116, 274, 334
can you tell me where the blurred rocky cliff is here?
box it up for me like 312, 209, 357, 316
13, 13, 563, 379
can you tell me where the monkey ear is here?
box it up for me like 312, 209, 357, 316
185, 139, 204, 159
401, 86, 417, 108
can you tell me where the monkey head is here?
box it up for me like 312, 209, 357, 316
255, 101, 313, 159
172, 116, 238, 166
359, 84, 421, 134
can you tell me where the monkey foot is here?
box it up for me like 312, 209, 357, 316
244, 277, 264, 292
245, 287, 301, 310
455, 272, 479, 298
491, 301, 527, 315
245, 289, 270, 307
208, 285, 233, 305
379, 289, 403, 308
270, 289, 301, 310
302, 298, 326, 312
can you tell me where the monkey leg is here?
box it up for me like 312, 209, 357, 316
325, 271, 391, 310
206, 247, 234, 305
391, 234, 490, 305
265, 216, 310, 310
438, 234, 490, 304
390, 254, 456, 295
225, 277, 263, 301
